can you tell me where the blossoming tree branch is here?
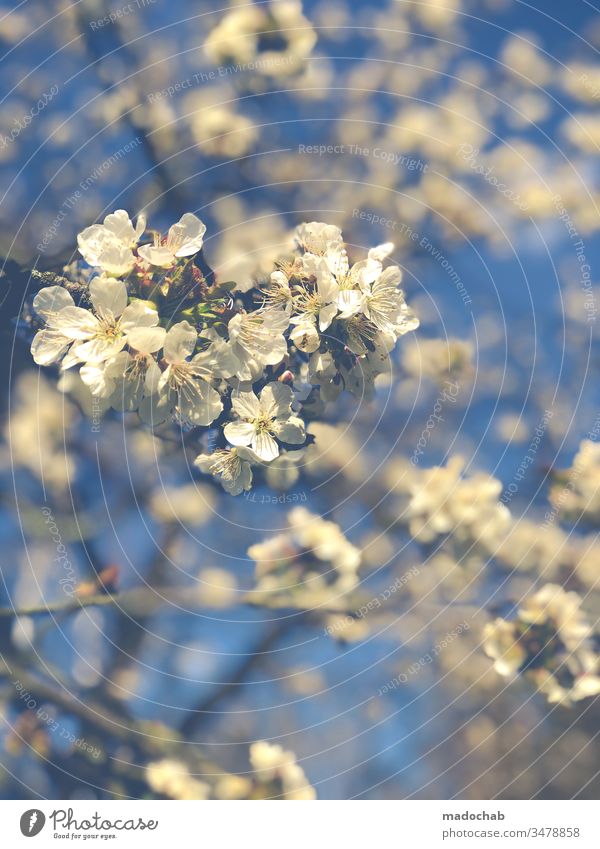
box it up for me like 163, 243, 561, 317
28, 211, 418, 493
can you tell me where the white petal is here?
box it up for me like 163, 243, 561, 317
77, 224, 106, 265
368, 242, 394, 262
127, 325, 166, 354
326, 244, 349, 278
120, 299, 160, 330
134, 213, 147, 241
316, 264, 339, 302
144, 360, 162, 394
252, 431, 279, 462
177, 379, 222, 426
231, 391, 261, 420
168, 213, 206, 257
337, 289, 363, 318
289, 319, 319, 353
60, 348, 83, 370
73, 336, 126, 363
373, 265, 402, 293
103, 210, 136, 244
193, 453, 213, 474
262, 307, 290, 334
318, 302, 338, 331
163, 320, 196, 363
221, 465, 252, 496
111, 376, 142, 412
272, 416, 306, 444
138, 389, 173, 426
193, 333, 240, 379
31, 330, 70, 365
49, 306, 97, 338
236, 446, 262, 463
263, 333, 289, 365
224, 420, 256, 446
260, 382, 292, 417
98, 243, 135, 276
90, 276, 127, 318
33, 286, 74, 319
80, 363, 113, 397
137, 244, 175, 268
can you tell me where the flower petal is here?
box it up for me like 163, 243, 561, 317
231, 390, 261, 420
163, 320, 197, 363
252, 430, 279, 462
33, 286, 74, 319
90, 276, 128, 318
49, 306, 97, 338
144, 360, 162, 394
177, 378, 222, 426
138, 244, 175, 268
289, 319, 319, 353
120, 299, 159, 330
127, 325, 166, 354
31, 329, 71, 365
318, 302, 338, 331
103, 210, 136, 244
272, 416, 306, 444
368, 242, 394, 262
134, 213, 147, 241
138, 388, 173, 426
98, 243, 135, 276
224, 420, 256, 446
337, 289, 363, 318
260, 382, 292, 417
168, 213, 206, 257
73, 335, 126, 363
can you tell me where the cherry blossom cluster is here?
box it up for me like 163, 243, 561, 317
28, 211, 418, 494
483, 584, 600, 705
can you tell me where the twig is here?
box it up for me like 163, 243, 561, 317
0, 652, 230, 777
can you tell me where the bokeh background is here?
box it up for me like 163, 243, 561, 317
1, 0, 600, 799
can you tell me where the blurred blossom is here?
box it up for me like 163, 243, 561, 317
249, 740, 316, 800
484, 584, 600, 705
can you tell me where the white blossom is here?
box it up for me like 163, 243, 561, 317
77, 210, 145, 276
31, 286, 77, 365
32, 278, 162, 374
295, 221, 343, 255
139, 321, 223, 427
484, 584, 600, 705
249, 740, 316, 800
137, 213, 206, 268
224, 382, 305, 461
289, 256, 340, 352
227, 308, 289, 381
194, 446, 258, 495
